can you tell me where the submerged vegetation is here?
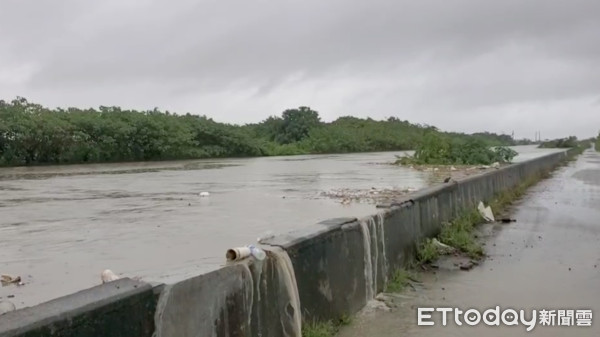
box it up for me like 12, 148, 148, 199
538, 136, 579, 149
539, 135, 595, 153
0, 97, 518, 167
596, 134, 600, 151
395, 132, 518, 166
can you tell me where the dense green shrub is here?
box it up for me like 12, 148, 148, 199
396, 132, 517, 165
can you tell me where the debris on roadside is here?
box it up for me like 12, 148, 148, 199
459, 263, 474, 271
477, 201, 495, 222
499, 218, 517, 223
431, 238, 456, 255
365, 297, 393, 312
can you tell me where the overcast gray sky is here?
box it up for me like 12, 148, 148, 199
1, 0, 599, 139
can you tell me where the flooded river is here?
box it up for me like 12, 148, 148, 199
0, 145, 564, 308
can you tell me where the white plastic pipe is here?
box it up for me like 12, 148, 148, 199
226, 247, 252, 261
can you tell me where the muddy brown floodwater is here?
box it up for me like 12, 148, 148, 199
338, 148, 600, 337
0, 146, 563, 309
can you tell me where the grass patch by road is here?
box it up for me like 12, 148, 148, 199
439, 208, 484, 259
416, 209, 485, 264
385, 268, 418, 293
417, 238, 440, 264
303, 321, 337, 337
302, 315, 352, 337
416, 168, 560, 265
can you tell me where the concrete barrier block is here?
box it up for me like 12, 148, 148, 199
381, 205, 420, 274
263, 218, 356, 249
265, 221, 366, 322
249, 247, 302, 337
0, 279, 156, 337
154, 264, 253, 337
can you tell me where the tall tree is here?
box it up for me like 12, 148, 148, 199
279, 106, 321, 143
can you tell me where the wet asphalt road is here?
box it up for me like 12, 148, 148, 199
339, 149, 600, 336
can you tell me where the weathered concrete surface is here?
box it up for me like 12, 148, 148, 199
0, 278, 156, 337
338, 149, 600, 337
154, 264, 254, 337
249, 246, 302, 337
263, 218, 367, 322
154, 246, 302, 337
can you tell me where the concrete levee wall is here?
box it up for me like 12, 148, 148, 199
0, 279, 157, 337
0, 149, 574, 337
153, 246, 302, 337
261, 149, 572, 325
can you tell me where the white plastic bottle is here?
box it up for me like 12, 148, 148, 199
247, 245, 266, 261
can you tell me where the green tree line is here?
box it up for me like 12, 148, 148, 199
539, 136, 595, 154
538, 136, 579, 148
0, 97, 516, 166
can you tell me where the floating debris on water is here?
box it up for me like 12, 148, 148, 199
100, 269, 120, 284
318, 187, 416, 205
1, 275, 22, 287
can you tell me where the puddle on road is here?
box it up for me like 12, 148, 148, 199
573, 169, 600, 186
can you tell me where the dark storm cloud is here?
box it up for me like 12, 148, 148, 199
0, 0, 599, 138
